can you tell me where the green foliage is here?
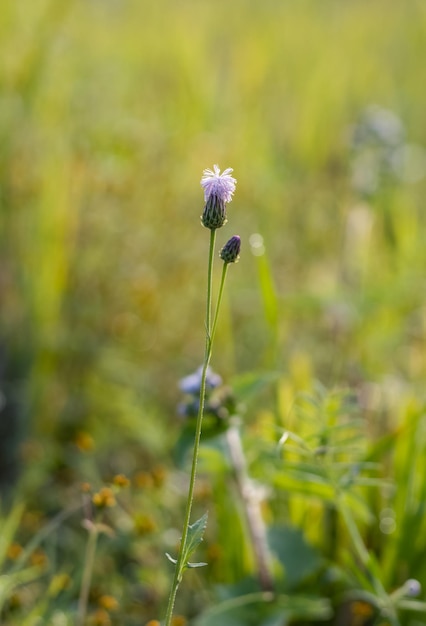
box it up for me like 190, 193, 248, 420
192, 592, 332, 626
183, 513, 209, 570
267, 526, 323, 589
166, 512, 208, 571
1, 0, 426, 623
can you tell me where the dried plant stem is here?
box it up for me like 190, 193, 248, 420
226, 425, 274, 592
76, 521, 99, 626
10, 503, 82, 574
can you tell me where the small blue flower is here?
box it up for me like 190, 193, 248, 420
405, 579, 421, 597
179, 366, 222, 396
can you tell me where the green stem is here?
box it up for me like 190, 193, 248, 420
339, 500, 370, 568
76, 522, 99, 626
205, 229, 217, 348
164, 229, 219, 626
339, 499, 399, 625
210, 262, 228, 346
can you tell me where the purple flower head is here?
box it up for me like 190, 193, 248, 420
179, 366, 223, 396
220, 235, 241, 264
201, 165, 237, 204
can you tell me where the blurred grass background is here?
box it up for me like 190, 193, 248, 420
1, 0, 426, 622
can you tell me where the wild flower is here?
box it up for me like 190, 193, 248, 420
200, 164, 236, 204
88, 608, 111, 626
164, 164, 240, 626
178, 364, 236, 423
112, 473, 130, 488
7, 543, 23, 560
220, 235, 241, 264
404, 579, 421, 597
200, 165, 236, 229
92, 487, 116, 508
98, 594, 119, 611
179, 366, 222, 395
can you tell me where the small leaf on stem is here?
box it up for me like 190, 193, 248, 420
182, 512, 208, 565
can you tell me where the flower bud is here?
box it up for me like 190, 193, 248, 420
201, 194, 227, 229
220, 235, 241, 264
405, 579, 421, 597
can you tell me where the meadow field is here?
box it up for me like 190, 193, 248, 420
1, 0, 426, 624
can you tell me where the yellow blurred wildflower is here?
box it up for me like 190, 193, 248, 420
134, 471, 154, 489
151, 465, 167, 488
75, 431, 95, 452
113, 474, 130, 488
89, 608, 111, 626
7, 543, 23, 560
98, 594, 119, 611
30, 548, 48, 567
92, 487, 116, 508
351, 600, 375, 625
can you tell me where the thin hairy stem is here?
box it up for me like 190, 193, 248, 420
210, 262, 228, 347
164, 229, 218, 626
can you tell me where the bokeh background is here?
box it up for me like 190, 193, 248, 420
1, 0, 426, 624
